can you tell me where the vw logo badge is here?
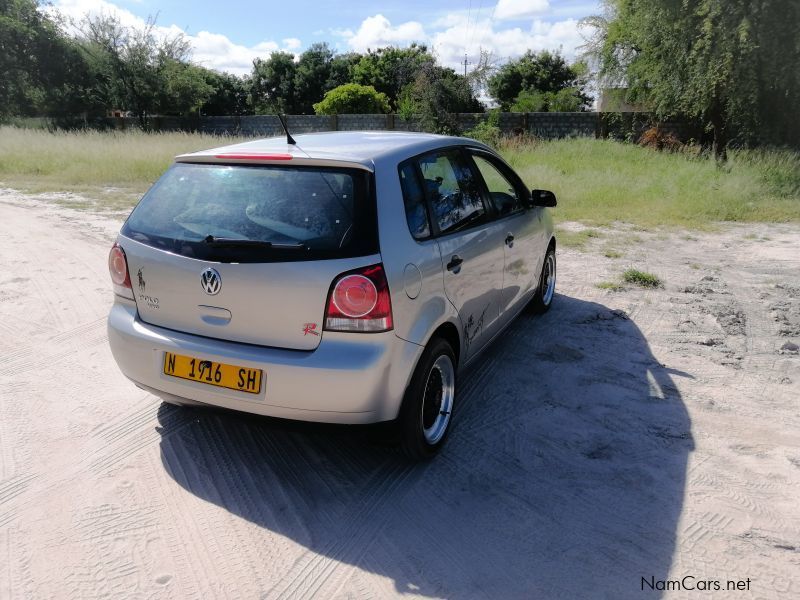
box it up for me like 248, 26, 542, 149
201, 268, 221, 295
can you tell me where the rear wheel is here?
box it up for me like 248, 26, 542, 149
531, 246, 556, 313
399, 338, 456, 460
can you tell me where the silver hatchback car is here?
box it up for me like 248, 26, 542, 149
107, 131, 557, 459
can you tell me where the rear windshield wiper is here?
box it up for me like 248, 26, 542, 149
203, 235, 305, 250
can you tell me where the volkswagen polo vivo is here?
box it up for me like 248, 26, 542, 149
107, 131, 557, 459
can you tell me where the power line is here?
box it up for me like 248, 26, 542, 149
464, 0, 473, 56
468, 0, 484, 51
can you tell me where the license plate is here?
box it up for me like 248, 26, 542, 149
163, 352, 263, 395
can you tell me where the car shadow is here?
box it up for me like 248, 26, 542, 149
157, 294, 692, 599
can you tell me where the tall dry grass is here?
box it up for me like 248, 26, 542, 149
1, 126, 798, 225
499, 137, 800, 226
0, 126, 251, 195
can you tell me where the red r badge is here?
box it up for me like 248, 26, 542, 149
302, 322, 320, 336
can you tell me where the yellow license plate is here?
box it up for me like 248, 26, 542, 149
163, 352, 263, 395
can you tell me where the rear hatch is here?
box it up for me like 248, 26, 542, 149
119, 160, 377, 351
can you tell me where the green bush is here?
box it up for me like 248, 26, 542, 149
313, 84, 390, 115
464, 110, 502, 147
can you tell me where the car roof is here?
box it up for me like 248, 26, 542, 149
175, 131, 492, 171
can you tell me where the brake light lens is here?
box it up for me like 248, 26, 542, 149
214, 153, 293, 160
325, 264, 393, 332
108, 243, 134, 299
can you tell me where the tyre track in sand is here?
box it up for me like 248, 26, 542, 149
2, 196, 800, 598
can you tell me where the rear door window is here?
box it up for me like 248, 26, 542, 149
122, 163, 376, 263
417, 151, 488, 235
399, 162, 431, 239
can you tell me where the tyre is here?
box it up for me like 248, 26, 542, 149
399, 338, 457, 460
530, 246, 556, 313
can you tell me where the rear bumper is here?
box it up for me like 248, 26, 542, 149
107, 300, 422, 424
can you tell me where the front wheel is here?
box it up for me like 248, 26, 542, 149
530, 247, 556, 313
399, 338, 457, 460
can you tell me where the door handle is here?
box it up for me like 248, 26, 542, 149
505, 234, 515, 246
446, 255, 463, 273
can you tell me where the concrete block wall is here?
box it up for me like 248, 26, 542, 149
336, 114, 391, 130
528, 112, 599, 138
97, 112, 692, 142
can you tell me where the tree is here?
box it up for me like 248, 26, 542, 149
487, 50, 590, 111
398, 64, 483, 134
352, 45, 435, 107
201, 71, 252, 115
313, 83, 390, 115
327, 52, 362, 90
0, 0, 91, 119
250, 51, 297, 114
589, 0, 800, 156
156, 60, 213, 116
78, 13, 206, 124
293, 42, 334, 113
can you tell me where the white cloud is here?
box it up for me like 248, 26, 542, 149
47, 0, 298, 76
429, 15, 585, 72
282, 37, 302, 50
46, 1, 588, 79
334, 12, 585, 72
344, 14, 426, 52
494, 0, 550, 21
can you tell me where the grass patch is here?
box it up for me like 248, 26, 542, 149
1, 126, 798, 225
0, 126, 252, 208
499, 137, 800, 226
603, 249, 623, 258
556, 228, 603, 248
622, 269, 663, 288
596, 281, 626, 292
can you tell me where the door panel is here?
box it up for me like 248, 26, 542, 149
437, 225, 505, 358
416, 150, 504, 359
470, 152, 545, 320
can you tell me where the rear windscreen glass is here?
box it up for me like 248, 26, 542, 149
122, 163, 376, 263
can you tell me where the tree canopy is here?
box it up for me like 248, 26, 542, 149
589, 0, 800, 154
351, 44, 436, 108
0, 0, 90, 119
487, 50, 590, 112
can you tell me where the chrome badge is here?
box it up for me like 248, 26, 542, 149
201, 268, 222, 295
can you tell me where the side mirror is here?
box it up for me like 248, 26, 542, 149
530, 189, 557, 207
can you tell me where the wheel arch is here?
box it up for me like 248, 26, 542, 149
430, 320, 461, 368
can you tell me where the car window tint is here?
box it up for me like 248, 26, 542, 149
399, 162, 430, 239
122, 163, 376, 263
472, 154, 523, 215
418, 151, 486, 234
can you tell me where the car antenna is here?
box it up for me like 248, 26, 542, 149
277, 114, 296, 145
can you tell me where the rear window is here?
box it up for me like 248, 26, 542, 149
122, 163, 377, 263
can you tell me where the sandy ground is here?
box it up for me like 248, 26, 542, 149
0, 190, 798, 600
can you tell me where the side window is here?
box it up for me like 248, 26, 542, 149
399, 162, 430, 239
418, 151, 487, 234
472, 154, 523, 215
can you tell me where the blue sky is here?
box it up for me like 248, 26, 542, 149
51, 0, 602, 75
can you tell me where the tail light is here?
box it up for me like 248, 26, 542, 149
108, 243, 134, 299
325, 264, 393, 332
